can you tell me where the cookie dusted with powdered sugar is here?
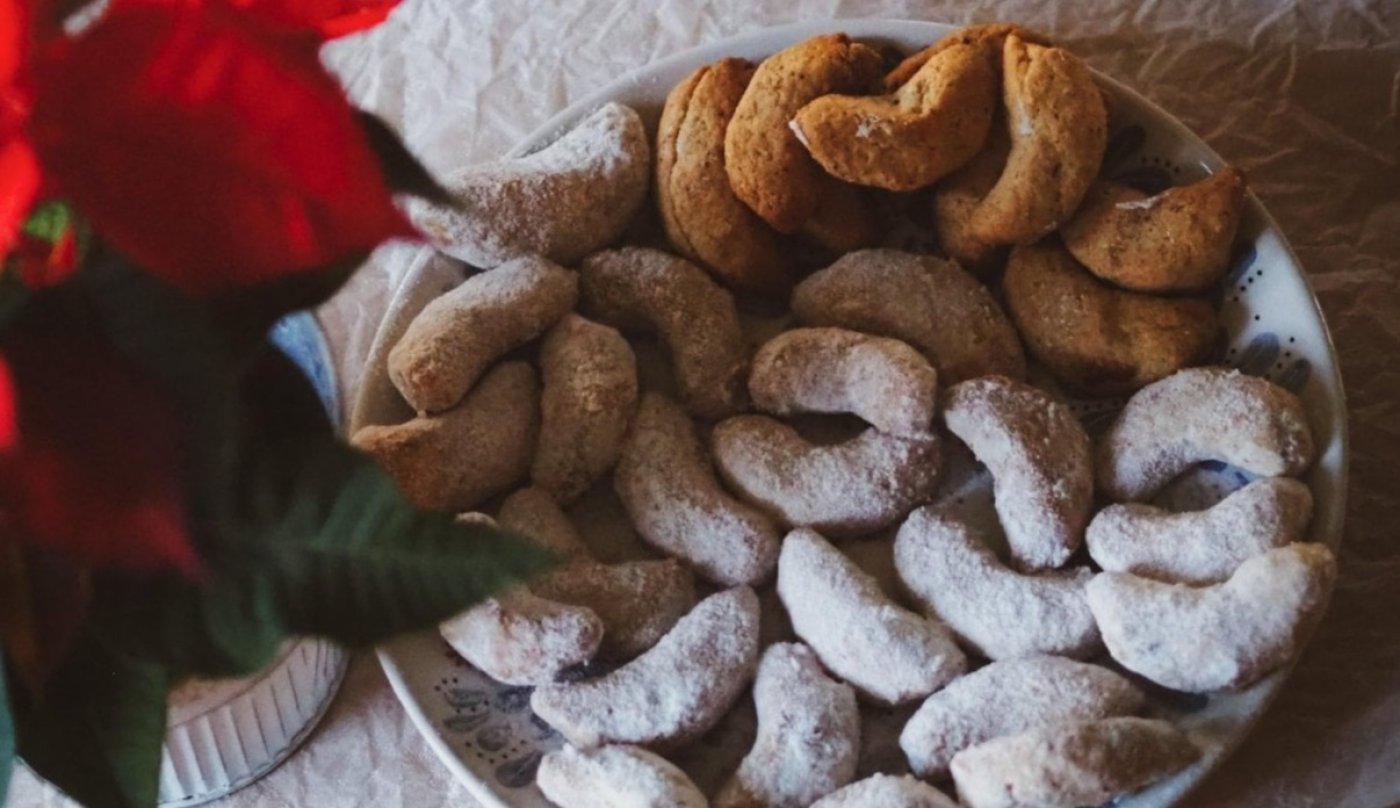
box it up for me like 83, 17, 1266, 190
1087, 477, 1313, 585
899, 655, 1144, 779
812, 774, 959, 808
942, 375, 1093, 571
537, 744, 706, 808
894, 508, 1100, 661
715, 643, 860, 808
1096, 367, 1315, 501
410, 102, 649, 268
531, 586, 761, 750
749, 327, 939, 436
778, 528, 966, 705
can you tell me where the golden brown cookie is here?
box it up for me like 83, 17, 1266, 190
656, 59, 796, 298
1002, 240, 1217, 396
1060, 167, 1249, 293
883, 23, 1050, 91
792, 249, 1025, 383
725, 34, 884, 234
932, 121, 1010, 273
793, 38, 997, 191
969, 35, 1108, 245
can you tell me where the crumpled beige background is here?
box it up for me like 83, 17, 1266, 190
11, 1, 1399, 807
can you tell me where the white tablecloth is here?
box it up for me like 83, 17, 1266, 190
12, 2, 1400, 806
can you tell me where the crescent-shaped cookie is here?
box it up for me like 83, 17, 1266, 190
967, 35, 1108, 245
531, 586, 761, 750
894, 509, 1101, 660
656, 59, 796, 298
1096, 366, 1315, 501
1002, 240, 1218, 396
792, 249, 1025, 383
950, 717, 1200, 808
409, 102, 649, 268
749, 327, 938, 437
1061, 167, 1248, 293
812, 774, 959, 808
1087, 477, 1314, 584
942, 376, 1093, 571
1087, 543, 1336, 692
712, 415, 942, 538
537, 744, 707, 808
777, 528, 967, 705
715, 642, 861, 808
899, 655, 1144, 779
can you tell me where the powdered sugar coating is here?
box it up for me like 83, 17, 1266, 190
1087, 543, 1337, 692
899, 656, 1144, 779
893, 508, 1101, 661
1096, 367, 1316, 502
533, 558, 697, 661
388, 256, 577, 414
614, 394, 780, 586
942, 375, 1093, 572
777, 528, 967, 705
352, 361, 540, 512
409, 102, 649, 268
581, 246, 748, 419
537, 744, 707, 808
1087, 477, 1314, 584
811, 774, 958, 808
531, 587, 761, 749
715, 642, 861, 808
533, 314, 639, 503
439, 585, 602, 687
749, 327, 939, 436
950, 717, 1199, 808
791, 249, 1024, 384
712, 415, 942, 538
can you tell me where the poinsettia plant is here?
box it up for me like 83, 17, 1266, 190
0, 0, 553, 805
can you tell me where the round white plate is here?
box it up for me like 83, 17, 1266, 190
360, 19, 1348, 808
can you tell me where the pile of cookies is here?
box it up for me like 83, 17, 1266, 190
353, 21, 1337, 808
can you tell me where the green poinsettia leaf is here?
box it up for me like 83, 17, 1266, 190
13, 634, 169, 808
1, 648, 14, 803
87, 570, 286, 680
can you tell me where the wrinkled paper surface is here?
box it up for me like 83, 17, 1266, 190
12, 1, 1399, 806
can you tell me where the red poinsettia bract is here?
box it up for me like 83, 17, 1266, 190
1, 0, 40, 257
0, 321, 200, 576
23, 0, 414, 296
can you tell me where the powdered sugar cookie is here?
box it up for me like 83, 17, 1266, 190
409, 102, 648, 268
793, 37, 997, 191
1061, 167, 1248, 293
725, 34, 883, 235
812, 774, 958, 808
1087, 477, 1314, 584
657, 59, 796, 298
749, 327, 938, 437
439, 584, 602, 686
532, 314, 638, 503
352, 361, 539, 512
712, 415, 942, 537
581, 247, 748, 419
792, 249, 1024, 383
778, 528, 966, 705
387, 256, 575, 414
1002, 240, 1218, 396
715, 642, 860, 808
1088, 543, 1336, 692
899, 655, 1144, 779
533, 558, 697, 660
968, 35, 1107, 245
950, 717, 1199, 808
614, 394, 781, 586
537, 744, 707, 808
531, 586, 761, 750
1096, 367, 1315, 501
894, 509, 1100, 660
942, 375, 1092, 571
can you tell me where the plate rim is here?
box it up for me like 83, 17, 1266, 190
373, 17, 1350, 808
